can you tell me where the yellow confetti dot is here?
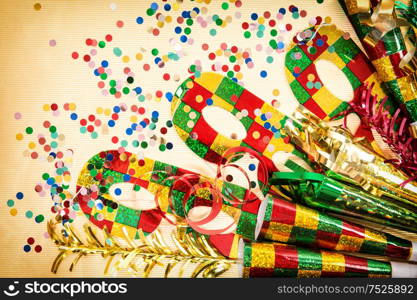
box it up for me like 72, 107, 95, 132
307, 74, 315, 81
324, 16, 332, 24
258, 17, 265, 25
55, 176, 62, 183
165, 16, 172, 23
130, 115, 138, 123
69, 103, 76, 111
96, 107, 103, 114
195, 95, 203, 103
186, 81, 194, 89
104, 108, 111, 116
135, 53, 143, 61
215, 49, 223, 56
33, 3, 41, 11
10, 208, 17, 216
63, 174, 71, 182
272, 89, 280, 96
236, 72, 243, 80
28, 142, 36, 149
43, 104, 50, 111
172, 3, 179, 10
252, 131, 260, 139
183, 105, 191, 113
16, 133, 23, 141
122, 55, 130, 63
162, 55, 169, 63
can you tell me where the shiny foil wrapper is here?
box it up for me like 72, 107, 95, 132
240, 241, 392, 277
284, 109, 417, 224
338, 0, 417, 133
259, 194, 415, 260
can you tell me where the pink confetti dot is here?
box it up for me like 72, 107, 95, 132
49, 39, 56, 47
14, 112, 22, 120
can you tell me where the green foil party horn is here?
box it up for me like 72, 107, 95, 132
269, 172, 417, 233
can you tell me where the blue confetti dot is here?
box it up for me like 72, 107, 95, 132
106, 153, 114, 161
136, 16, 144, 24
251, 13, 258, 20
164, 4, 171, 11
23, 245, 31, 252
260, 70, 268, 78
16, 192, 24, 200
113, 106, 121, 113
264, 122, 271, 129
248, 164, 256, 171
277, 42, 285, 49
114, 188, 122, 196
150, 2, 158, 10
126, 128, 133, 135
166, 142, 173, 150
279, 8, 286, 14
316, 39, 324, 47
175, 26, 182, 34
152, 111, 159, 118
70, 113, 78, 120
180, 35, 188, 43
123, 174, 131, 181
101, 60, 109, 68
206, 98, 213, 105
134, 87, 143, 94
166, 92, 173, 102
108, 120, 116, 127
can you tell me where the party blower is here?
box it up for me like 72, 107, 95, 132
75, 149, 417, 264
170, 72, 417, 232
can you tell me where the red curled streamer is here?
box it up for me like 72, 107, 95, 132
337, 83, 417, 183
152, 146, 271, 236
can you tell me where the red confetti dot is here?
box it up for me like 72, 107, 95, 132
98, 81, 105, 89
231, 46, 238, 53
235, 0, 242, 7
233, 65, 241, 72
80, 119, 87, 126
300, 10, 307, 18
87, 125, 94, 133
177, 17, 184, 24
116, 20, 124, 28
131, 105, 138, 112
57, 151, 63, 159
286, 24, 292, 31
71, 52, 79, 59
94, 119, 101, 126
34, 245, 42, 253
105, 34, 113, 42
208, 52, 216, 60
163, 73, 170, 81
43, 121, 51, 128
88, 114, 95, 122
38, 137, 46, 145
111, 113, 119, 120
143, 64, 150, 71
44, 145, 51, 152
51, 103, 58, 111
269, 20, 276, 27
152, 28, 160, 36
156, 90, 163, 98
138, 159, 145, 166
124, 67, 131, 74
112, 136, 119, 144
86, 39, 93, 46
160, 127, 167, 134
264, 11, 271, 19
242, 22, 249, 30
31, 152, 38, 159
98, 67, 105, 74
83, 55, 91, 62
115, 92, 122, 98
27, 237, 35, 245
222, 65, 229, 72
202, 43, 209, 51
138, 107, 145, 114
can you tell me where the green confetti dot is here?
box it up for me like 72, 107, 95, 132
25, 127, 33, 134
146, 8, 155, 16
7, 200, 14, 207
186, 18, 193, 26
98, 41, 106, 48
100, 73, 108, 80
227, 71, 234, 78
269, 39, 277, 49
35, 214, 45, 223
215, 18, 223, 26
244, 31, 251, 38
110, 87, 117, 95
49, 126, 57, 133
110, 80, 116, 87
113, 47, 122, 57
25, 211, 33, 218
229, 56, 236, 63
141, 141, 148, 149
132, 140, 139, 147
159, 144, 166, 151
184, 27, 191, 35
221, 2, 229, 10
122, 87, 130, 94
42, 173, 49, 180
151, 48, 159, 56
270, 29, 278, 37
91, 132, 98, 139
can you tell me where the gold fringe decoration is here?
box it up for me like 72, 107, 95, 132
47, 220, 237, 278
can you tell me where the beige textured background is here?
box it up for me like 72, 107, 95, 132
0, 0, 415, 278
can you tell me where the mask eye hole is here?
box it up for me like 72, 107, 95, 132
109, 182, 156, 210
316, 59, 353, 102
202, 105, 247, 140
